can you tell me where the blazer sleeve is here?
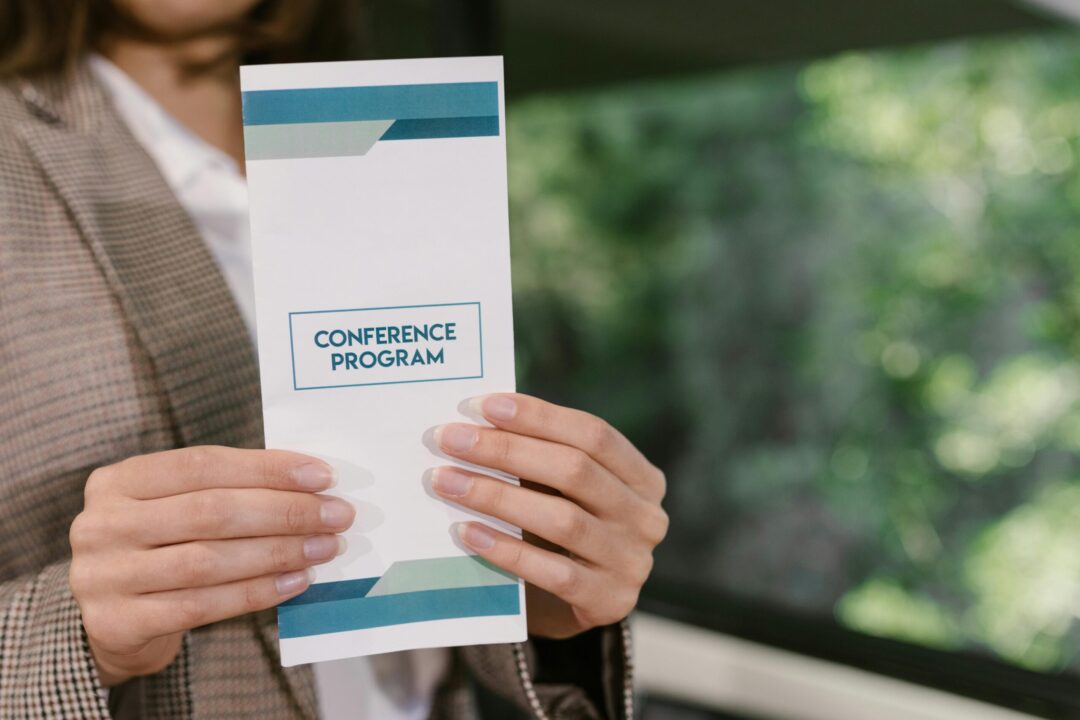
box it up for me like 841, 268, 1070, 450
0, 119, 203, 720
460, 620, 633, 720
0, 561, 111, 718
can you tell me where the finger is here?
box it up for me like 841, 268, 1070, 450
434, 423, 634, 516
96, 446, 336, 500
127, 534, 346, 593
128, 489, 355, 545
431, 467, 621, 565
453, 521, 633, 625
466, 394, 665, 502
454, 522, 595, 606
135, 568, 314, 637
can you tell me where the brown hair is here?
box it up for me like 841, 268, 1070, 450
0, 0, 368, 79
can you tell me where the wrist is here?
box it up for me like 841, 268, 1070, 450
88, 644, 132, 688
86, 633, 181, 688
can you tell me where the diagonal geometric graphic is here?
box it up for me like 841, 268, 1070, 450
277, 554, 521, 639
366, 555, 517, 597
241, 81, 501, 161
243, 119, 393, 161
278, 583, 520, 639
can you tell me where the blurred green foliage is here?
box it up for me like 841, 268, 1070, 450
506, 31, 1080, 673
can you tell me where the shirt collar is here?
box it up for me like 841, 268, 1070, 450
87, 53, 241, 193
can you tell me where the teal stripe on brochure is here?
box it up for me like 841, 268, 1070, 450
280, 577, 378, 607
277, 584, 520, 639
244, 119, 393, 160
380, 116, 499, 141
241, 82, 498, 126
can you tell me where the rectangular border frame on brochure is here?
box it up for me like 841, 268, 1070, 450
288, 301, 485, 391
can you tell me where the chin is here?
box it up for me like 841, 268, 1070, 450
112, 0, 261, 39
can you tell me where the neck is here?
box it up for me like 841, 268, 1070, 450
99, 34, 245, 169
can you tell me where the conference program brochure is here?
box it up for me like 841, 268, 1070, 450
240, 56, 525, 665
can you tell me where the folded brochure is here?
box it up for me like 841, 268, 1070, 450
240, 56, 525, 666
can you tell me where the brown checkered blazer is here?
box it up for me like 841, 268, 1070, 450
0, 63, 631, 719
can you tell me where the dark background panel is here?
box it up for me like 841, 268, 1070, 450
361, 0, 1060, 94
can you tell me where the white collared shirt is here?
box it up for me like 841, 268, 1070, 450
88, 53, 449, 720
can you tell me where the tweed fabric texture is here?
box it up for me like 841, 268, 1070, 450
0, 63, 626, 719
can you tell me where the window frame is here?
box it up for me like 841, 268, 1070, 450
640, 579, 1080, 718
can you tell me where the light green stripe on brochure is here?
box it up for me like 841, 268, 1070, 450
366, 555, 517, 597
243, 119, 393, 160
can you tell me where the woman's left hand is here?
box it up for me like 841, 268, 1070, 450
431, 393, 668, 639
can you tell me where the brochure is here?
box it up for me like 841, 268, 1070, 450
240, 56, 525, 666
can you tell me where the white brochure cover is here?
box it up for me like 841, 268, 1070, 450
240, 56, 525, 666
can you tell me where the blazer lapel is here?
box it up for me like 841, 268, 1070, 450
17, 64, 263, 450
256, 611, 320, 720
16, 65, 318, 718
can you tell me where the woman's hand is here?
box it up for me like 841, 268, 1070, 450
69, 447, 353, 686
431, 394, 668, 638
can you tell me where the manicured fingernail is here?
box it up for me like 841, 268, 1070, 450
319, 497, 355, 529
303, 535, 341, 561
275, 568, 314, 595
456, 522, 496, 550
433, 467, 473, 497
477, 395, 517, 421
436, 424, 478, 453
292, 462, 336, 490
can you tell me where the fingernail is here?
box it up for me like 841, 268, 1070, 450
433, 467, 473, 497
292, 462, 337, 490
275, 568, 314, 595
303, 535, 341, 562
436, 424, 478, 453
476, 395, 517, 421
319, 497, 355, 529
456, 522, 496, 550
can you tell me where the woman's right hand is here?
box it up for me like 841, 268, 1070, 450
69, 446, 354, 687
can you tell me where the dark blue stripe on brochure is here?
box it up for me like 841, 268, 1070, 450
280, 577, 378, 607
380, 116, 500, 140
277, 584, 520, 638
241, 82, 499, 126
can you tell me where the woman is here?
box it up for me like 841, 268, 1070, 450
0, 1, 668, 718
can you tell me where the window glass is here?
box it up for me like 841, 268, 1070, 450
508, 31, 1080, 676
